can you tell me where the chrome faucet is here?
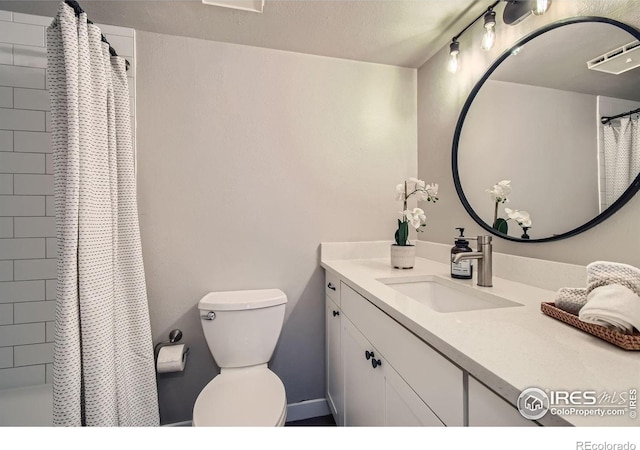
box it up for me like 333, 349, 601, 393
451, 235, 493, 287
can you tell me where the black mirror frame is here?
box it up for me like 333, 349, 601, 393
452, 16, 640, 243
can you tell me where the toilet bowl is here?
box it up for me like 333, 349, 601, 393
193, 365, 287, 426
193, 289, 288, 427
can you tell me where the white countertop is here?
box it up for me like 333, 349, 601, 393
321, 253, 640, 427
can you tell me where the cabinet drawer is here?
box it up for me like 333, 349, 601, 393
341, 282, 464, 426
325, 271, 340, 304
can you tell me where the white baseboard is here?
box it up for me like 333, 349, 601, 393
285, 398, 331, 422
161, 398, 330, 426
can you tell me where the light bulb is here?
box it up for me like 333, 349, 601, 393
532, 0, 551, 15
448, 53, 459, 74
448, 40, 460, 74
481, 9, 496, 51
481, 27, 495, 51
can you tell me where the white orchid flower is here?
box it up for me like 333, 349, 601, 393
404, 208, 426, 229
517, 211, 532, 227
425, 183, 438, 201
505, 208, 532, 227
397, 178, 438, 203
409, 177, 426, 190
487, 180, 511, 203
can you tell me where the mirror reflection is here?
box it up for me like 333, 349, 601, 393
456, 20, 640, 241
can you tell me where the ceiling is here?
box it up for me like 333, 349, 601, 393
0, 0, 495, 68
491, 20, 640, 101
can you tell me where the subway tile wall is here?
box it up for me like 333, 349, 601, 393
0, 10, 136, 390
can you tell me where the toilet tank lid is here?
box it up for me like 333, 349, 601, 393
198, 289, 287, 311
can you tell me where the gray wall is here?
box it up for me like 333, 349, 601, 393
458, 79, 599, 239
417, 0, 640, 268
135, 31, 417, 424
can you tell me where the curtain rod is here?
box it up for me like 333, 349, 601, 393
63, 0, 130, 71
601, 107, 640, 125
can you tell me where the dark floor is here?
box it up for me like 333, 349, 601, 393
285, 414, 336, 426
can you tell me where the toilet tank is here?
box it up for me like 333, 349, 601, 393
198, 289, 287, 369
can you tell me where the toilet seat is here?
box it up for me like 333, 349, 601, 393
193, 367, 287, 427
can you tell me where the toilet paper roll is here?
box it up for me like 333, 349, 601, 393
157, 344, 187, 373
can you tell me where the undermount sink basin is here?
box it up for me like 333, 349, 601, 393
378, 276, 523, 313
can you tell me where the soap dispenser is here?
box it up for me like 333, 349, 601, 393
451, 227, 473, 280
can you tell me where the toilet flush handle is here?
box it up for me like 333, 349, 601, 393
200, 311, 216, 320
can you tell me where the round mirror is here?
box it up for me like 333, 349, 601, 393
453, 17, 640, 242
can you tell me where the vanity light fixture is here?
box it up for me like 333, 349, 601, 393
446, 0, 553, 73
503, 0, 552, 25
532, 0, 551, 16
448, 39, 460, 73
481, 8, 497, 51
446, 1, 499, 74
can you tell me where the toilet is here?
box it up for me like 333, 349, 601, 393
192, 289, 288, 426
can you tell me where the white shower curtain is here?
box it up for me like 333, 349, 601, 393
47, 2, 159, 426
603, 116, 640, 209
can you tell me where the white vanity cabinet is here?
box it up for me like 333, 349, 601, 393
342, 315, 444, 426
324, 270, 536, 427
324, 270, 464, 427
325, 270, 344, 425
325, 295, 344, 425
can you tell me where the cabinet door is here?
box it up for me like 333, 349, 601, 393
385, 366, 444, 427
325, 296, 343, 425
341, 282, 463, 425
343, 317, 385, 426
468, 376, 538, 427
343, 317, 443, 426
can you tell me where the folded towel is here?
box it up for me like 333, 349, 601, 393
554, 287, 588, 315
579, 284, 640, 334
586, 261, 640, 296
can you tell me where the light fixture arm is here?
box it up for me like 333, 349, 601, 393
451, 0, 501, 43
446, 0, 552, 73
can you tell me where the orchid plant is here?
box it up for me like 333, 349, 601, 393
505, 208, 532, 229
486, 180, 532, 236
486, 180, 511, 233
394, 178, 438, 246
505, 208, 532, 238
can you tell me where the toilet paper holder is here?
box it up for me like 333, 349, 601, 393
154, 329, 190, 362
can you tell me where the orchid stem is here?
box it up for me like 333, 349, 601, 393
403, 181, 408, 220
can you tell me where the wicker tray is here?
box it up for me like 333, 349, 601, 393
541, 302, 640, 351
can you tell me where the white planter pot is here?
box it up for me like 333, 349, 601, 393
390, 244, 416, 269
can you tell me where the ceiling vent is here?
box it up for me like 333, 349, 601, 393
587, 41, 640, 75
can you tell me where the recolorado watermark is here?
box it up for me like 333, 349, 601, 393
576, 442, 636, 450
517, 387, 637, 421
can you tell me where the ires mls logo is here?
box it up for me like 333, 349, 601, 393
517, 387, 638, 421
517, 388, 550, 420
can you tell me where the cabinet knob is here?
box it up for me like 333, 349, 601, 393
371, 358, 382, 369
333, 310, 340, 317
327, 282, 336, 291
365, 350, 374, 360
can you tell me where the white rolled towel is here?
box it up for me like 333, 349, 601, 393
579, 284, 640, 334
